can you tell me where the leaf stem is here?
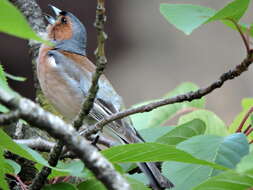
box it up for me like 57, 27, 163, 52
236, 107, 253, 132
229, 19, 250, 54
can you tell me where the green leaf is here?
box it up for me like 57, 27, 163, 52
160, 1, 251, 37
0, 65, 8, 90
127, 173, 149, 186
236, 152, 253, 178
162, 133, 249, 190
0, 64, 14, 97
0, 104, 8, 113
20, 144, 50, 166
0, 129, 39, 162
5, 72, 26, 82
130, 99, 160, 130
0, 64, 16, 113
5, 159, 21, 175
236, 153, 253, 174
0, 147, 9, 190
49, 160, 86, 178
77, 179, 106, 190
138, 126, 175, 142
0, 129, 83, 175
76, 178, 147, 190
0, 0, 50, 44
182, 133, 249, 170
83, 174, 146, 189
229, 98, 253, 139
131, 82, 205, 130
102, 142, 228, 170
193, 171, 253, 190
127, 177, 151, 190
206, 0, 250, 23
43, 183, 77, 190
157, 119, 206, 145
178, 109, 228, 136
0, 128, 52, 167
160, 4, 216, 35
59, 160, 85, 177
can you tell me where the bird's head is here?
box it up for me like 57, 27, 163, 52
45, 5, 87, 56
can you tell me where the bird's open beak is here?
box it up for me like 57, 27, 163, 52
49, 5, 62, 16
44, 5, 62, 25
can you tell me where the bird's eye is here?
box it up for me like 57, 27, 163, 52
61, 17, 67, 24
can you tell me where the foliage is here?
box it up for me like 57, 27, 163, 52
0, 0, 49, 44
160, 0, 250, 35
0, 0, 253, 189
162, 133, 249, 190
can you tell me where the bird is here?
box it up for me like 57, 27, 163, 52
37, 5, 174, 190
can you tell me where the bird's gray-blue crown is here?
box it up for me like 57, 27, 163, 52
46, 5, 87, 56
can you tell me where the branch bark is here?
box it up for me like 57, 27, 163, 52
15, 135, 116, 153
14, 138, 55, 152
0, 89, 130, 190
9, 0, 46, 87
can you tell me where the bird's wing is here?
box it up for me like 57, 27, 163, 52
47, 50, 141, 143
91, 98, 142, 143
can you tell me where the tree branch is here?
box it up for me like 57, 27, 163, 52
0, 89, 130, 190
14, 138, 55, 152
82, 49, 253, 137
15, 135, 116, 154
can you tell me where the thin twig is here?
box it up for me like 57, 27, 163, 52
245, 128, 253, 136
236, 107, 253, 132
14, 138, 55, 152
245, 26, 251, 47
229, 19, 250, 54
243, 124, 252, 135
30, 141, 65, 189
6, 174, 28, 190
73, 0, 107, 130
60, 135, 116, 159
0, 89, 130, 190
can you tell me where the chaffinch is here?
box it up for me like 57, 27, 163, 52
37, 5, 174, 189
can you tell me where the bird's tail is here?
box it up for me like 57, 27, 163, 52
138, 162, 174, 190
93, 118, 174, 189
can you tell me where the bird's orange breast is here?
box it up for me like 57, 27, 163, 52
37, 45, 84, 120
